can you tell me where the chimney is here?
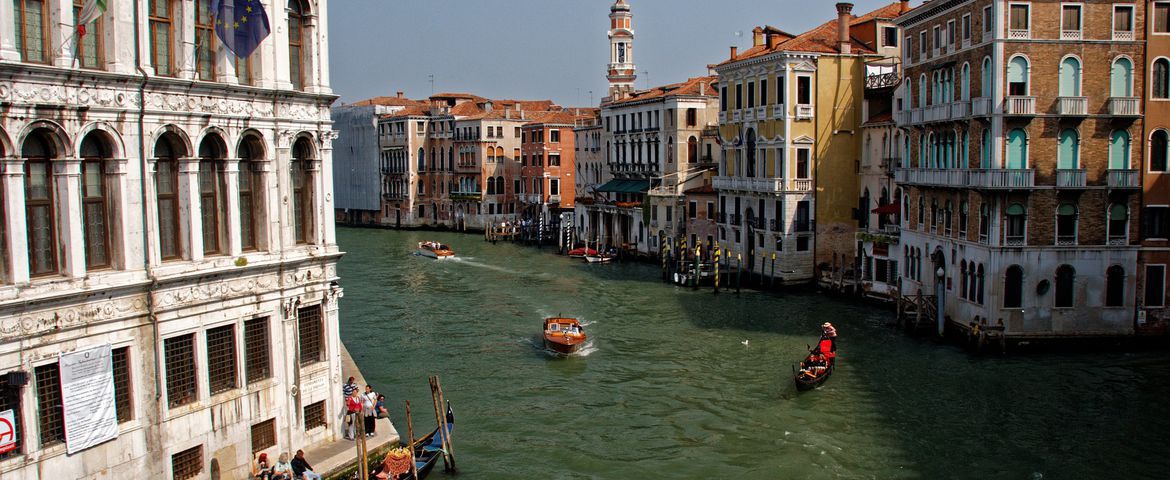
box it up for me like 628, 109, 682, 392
752, 27, 765, 47
836, 3, 854, 54
700, 81, 706, 96
730, 46, 738, 61
396, 91, 404, 98
766, 34, 778, 49
899, 0, 911, 14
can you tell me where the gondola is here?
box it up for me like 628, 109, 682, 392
794, 335, 837, 391
374, 402, 455, 480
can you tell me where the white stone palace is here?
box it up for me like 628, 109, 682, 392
0, 0, 341, 478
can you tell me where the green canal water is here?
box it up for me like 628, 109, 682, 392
337, 227, 1170, 479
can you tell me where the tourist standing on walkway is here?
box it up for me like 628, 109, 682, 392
345, 389, 362, 440
291, 449, 323, 480
362, 384, 378, 436
343, 376, 358, 400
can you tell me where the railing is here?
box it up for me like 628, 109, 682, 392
1108, 236, 1128, 246
712, 176, 812, 193
794, 221, 812, 233
968, 169, 1035, 189
1061, 29, 1082, 40
1107, 169, 1140, 188
866, 71, 901, 89
1005, 236, 1026, 247
926, 104, 949, 122
732, 110, 743, 122
1004, 96, 1036, 115
1114, 30, 1135, 41
548, 195, 561, 203
1055, 169, 1087, 188
450, 192, 483, 201
950, 101, 969, 119
730, 214, 742, 226
769, 218, 782, 232
382, 193, 407, 201
717, 212, 727, 224
1008, 29, 1030, 39
795, 105, 814, 119
1058, 97, 1088, 116
1056, 236, 1077, 246
1109, 97, 1141, 116
971, 97, 992, 116
895, 110, 912, 126
894, 168, 969, 187
910, 108, 923, 124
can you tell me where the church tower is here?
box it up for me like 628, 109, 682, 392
607, 0, 636, 101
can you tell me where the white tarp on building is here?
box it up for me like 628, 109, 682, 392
60, 345, 118, 454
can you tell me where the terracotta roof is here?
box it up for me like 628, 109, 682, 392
862, 112, 894, 125
523, 110, 594, 126
431, 92, 487, 101
684, 184, 716, 194
610, 76, 718, 105
348, 96, 426, 107
719, 2, 913, 65
380, 105, 430, 119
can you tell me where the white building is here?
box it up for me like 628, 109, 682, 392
0, 1, 341, 478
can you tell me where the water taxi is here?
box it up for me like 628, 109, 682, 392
543, 317, 587, 355
416, 241, 455, 259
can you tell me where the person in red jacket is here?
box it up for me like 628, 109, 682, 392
345, 390, 362, 440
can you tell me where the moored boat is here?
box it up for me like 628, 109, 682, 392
416, 241, 455, 259
567, 247, 599, 259
543, 317, 587, 355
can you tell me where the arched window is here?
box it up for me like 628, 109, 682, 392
980, 57, 991, 97
1110, 130, 1130, 169
1106, 265, 1126, 307
198, 134, 227, 255
288, 0, 307, 90
155, 133, 183, 260
1056, 203, 1077, 244
430, 148, 436, 171
417, 148, 425, 172
968, 261, 978, 301
1152, 130, 1169, 172
1108, 203, 1128, 242
1006, 128, 1027, 169
944, 200, 953, 234
961, 63, 970, 101
981, 129, 990, 168
238, 134, 266, 251
292, 137, 315, 245
977, 264, 985, 304
1059, 57, 1082, 97
1151, 58, 1167, 99
918, 74, 927, 107
745, 130, 756, 177
1058, 129, 1079, 169
14, 0, 50, 63
1006, 203, 1026, 244
917, 196, 925, 226
80, 132, 113, 269
487, 178, 495, 195
1004, 265, 1024, 308
1055, 264, 1076, 308
687, 136, 698, 165
1007, 56, 1029, 95
960, 262, 969, 300
496, 177, 505, 194
24, 130, 59, 276
1114, 57, 1135, 97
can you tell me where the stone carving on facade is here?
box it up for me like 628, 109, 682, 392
1, 296, 148, 341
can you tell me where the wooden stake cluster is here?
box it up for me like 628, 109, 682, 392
428, 375, 457, 473
355, 407, 369, 480
406, 400, 419, 480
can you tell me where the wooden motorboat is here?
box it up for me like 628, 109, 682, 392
583, 252, 615, 264
567, 247, 599, 259
543, 317, 587, 355
794, 336, 837, 391
416, 241, 455, 259
377, 402, 455, 480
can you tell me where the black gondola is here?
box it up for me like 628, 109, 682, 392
794, 336, 837, 391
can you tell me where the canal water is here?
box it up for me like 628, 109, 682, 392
337, 227, 1170, 480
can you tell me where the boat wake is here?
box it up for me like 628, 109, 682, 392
523, 337, 597, 358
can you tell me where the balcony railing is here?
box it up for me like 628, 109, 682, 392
1008, 29, 1030, 39
1055, 169, 1087, 188
730, 214, 742, 226
968, 169, 1035, 189
866, 71, 901, 90
926, 104, 949, 122
772, 105, 786, 119
450, 192, 483, 201
732, 110, 743, 122
769, 218, 782, 231
1107, 169, 1140, 188
1109, 97, 1141, 116
795, 105, 814, 119
910, 108, 923, 124
950, 101, 969, 119
1005, 236, 1026, 247
1061, 29, 1082, 40
1108, 236, 1128, 246
971, 97, 992, 116
895, 110, 912, 126
1056, 235, 1077, 246
894, 168, 969, 188
712, 176, 813, 193
1114, 30, 1135, 41
1058, 96, 1088, 116
1005, 96, 1036, 115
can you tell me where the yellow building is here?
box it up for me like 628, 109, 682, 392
713, 1, 911, 284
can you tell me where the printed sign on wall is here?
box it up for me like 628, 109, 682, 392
60, 345, 118, 454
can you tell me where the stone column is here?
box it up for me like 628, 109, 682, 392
318, 131, 338, 247
176, 0, 196, 79
1, 158, 29, 284
223, 158, 242, 256
178, 157, 203, 262
302, 13, 321, 93
55, 159, 86, 278
252, 159, 275, 253
107, 158, 137, 270
305, 157, 323, 247
50, 0, 75, 68
275, 132, 293, 251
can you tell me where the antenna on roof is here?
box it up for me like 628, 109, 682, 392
428, 74, 435, 95
643, 71, 649, 90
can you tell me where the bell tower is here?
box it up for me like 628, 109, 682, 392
607, 0, 636, 101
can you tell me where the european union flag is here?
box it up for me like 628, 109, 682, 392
212, 0, 270, 58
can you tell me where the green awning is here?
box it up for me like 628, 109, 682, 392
596, 179, 650, 193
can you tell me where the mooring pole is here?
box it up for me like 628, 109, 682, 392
736, 254, 742, 294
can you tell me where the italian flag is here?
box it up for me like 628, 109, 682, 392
77, 0, 107, 36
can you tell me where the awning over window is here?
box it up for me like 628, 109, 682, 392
871, 203, 900, 215
596, 179, 650, 193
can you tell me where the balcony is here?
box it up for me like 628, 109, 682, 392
895, 110, 912, 126
712, 176, 812, 194
548, 195, 561, 203
732, 110, 743, 122
730, 214, 742, 227
926, 104, 949, 122
772, 105, 786, 119
971, 97, 992, 116
968, 169, 1035, 189
1004, 96, 1036, 115
894, 168, 969, 188
795, 105, 814, 120
450, 192, 483, 201
1058, 97, 1088, 116
769, 218, 782, 231
1109, 97, 1141, 116
1005, 236, 1026, 247
1107, 169, 1140, 189
1056, 235, 1077, 246
1061, 29, 1082, 40
950, 101, 969, 119
1055, 169, 1087, 188
1008, 28, 1030, 39
866, 70, 901, 90
382, 193, 406, 201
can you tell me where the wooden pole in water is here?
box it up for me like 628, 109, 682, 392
770, 253, 776, 290
356, 407, 368, 480
406, 400, 418, 480
430, 375, 456, 472
713, 246, 721, 295
736, 254, 742, 294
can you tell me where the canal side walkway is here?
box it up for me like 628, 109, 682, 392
306, 342, 401, 479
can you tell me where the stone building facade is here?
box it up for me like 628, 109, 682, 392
0, 0, 341, 479
895, 0, 1143, 337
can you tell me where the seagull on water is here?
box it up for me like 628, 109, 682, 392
741, 339, 750, 347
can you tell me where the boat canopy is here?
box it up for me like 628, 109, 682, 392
596, 179, 650, 194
